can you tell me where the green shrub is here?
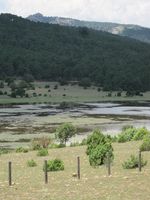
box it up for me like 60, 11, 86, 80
27, 159, 37, 167
55, 123, 76, 144
0, 148, 9, 155
16, 147, 29, 153
122, 154, 147, 169
43, 159, 64, 172
49, 143, 66, 149
81, 138, 87, 145
37, 148, 49, 156
140, 135, 150, 151
133, 127, 149, 141
117, 127, 136, 143
86, 130, 113, 166
89, 144, 113, 166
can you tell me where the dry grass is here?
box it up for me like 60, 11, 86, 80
0, 141, 150, 200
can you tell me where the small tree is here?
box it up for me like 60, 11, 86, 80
55, 123, 76, 144
86, 130, 113, 167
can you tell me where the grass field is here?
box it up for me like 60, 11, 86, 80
0, 81, 150, 104
1, 141, 150, 200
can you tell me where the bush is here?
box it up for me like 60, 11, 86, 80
43, 159, 64, 172
31, 139, 41, 150
31, 137, 52, 150
122, 154, 147, 169
86, 130, 113, 166
37, 148, 49, 156
55, 123, 76, 144
117, 127, 136, 143
79, 78, 91, 88
133, 127, 149, 141
0, 148, 9, 155
140, 135, 150, 151
27, 159, 37, 167
16, 147, 29, 153
89, 144, 113, 166
49, 143, 66, 149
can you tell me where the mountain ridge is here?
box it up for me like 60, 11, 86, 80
27, 13, 150, 44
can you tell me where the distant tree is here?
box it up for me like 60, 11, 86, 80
79, 78, 91, 88
0, 82, 4, 88
55, 123, 76, 144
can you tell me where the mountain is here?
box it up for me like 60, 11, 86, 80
0, 13, 150, 91
27, 13, 150, 44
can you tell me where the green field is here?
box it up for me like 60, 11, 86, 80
0, 81, 150, 104
0, 141, 150, 200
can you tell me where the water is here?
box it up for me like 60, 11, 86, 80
0, 102, 150, 148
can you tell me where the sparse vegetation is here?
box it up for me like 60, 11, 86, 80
27, 159, 37, 167
37, 148, 49, 157
43, 159, 64, 172
140, 134, 150, 151
122, 154, 147, 169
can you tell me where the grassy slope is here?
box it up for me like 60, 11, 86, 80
1, 141, 150, 200
0, 81, 150, 104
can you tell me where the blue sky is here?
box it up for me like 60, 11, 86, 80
0, 0, 150, 27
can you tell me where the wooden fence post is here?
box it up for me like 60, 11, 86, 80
107, 152, 111, 176
8, 161, 12, 186
44, 160, 48, 184
77, 156, 80, 179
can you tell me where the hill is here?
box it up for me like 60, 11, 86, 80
28, 13, 150, 44
0, 13, 150, 91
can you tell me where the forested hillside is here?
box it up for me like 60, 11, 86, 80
0, 13, 150, 91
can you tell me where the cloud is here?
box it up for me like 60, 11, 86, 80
1, 0, 150, 27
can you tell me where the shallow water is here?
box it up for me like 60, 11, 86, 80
0, 102, 150, 148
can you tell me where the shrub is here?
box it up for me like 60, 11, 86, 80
45, 85, 50, 88
37, 148, 49, 156
43, 159, 64, 172
122, 125, 134, 131
86, 130, 113, 166
89, 144, 113, 166
79, 78, 91, 88
27, 159, 37, 167
0, 148, 9, 155
31, 137, 52, 150
140, 135, 150, 151
0, 90, 3, 95
81, 138, 87, 145
122, 154, 147, 169
31, 139, 41, 150
117, 127, 136, 143
133, 127, 149, 141
55, 123, 76, 144
49, 143, 66, 149
16, 147, 29, 153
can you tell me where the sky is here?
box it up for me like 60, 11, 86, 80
0, 0, 150, 27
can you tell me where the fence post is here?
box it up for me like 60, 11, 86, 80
138, 150, 142, 172
8, 161, 12, 186
44, 160, 48, 184
107, 152, 111, 176
77, 156, 80, 179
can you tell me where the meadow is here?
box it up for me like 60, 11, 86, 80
0, 81, 150, 104
0, 141, 150, 200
